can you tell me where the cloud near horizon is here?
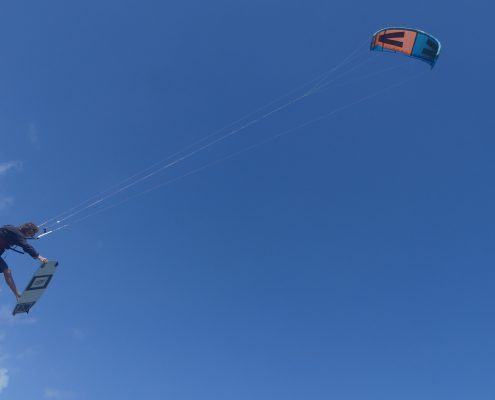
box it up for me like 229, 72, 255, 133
0, 161, 22, 176
44, 387, 76, 399
0, 368, 9, 393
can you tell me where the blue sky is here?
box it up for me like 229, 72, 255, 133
0, 0, 494, 399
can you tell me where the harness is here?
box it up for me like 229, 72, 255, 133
0, 230, 29, 255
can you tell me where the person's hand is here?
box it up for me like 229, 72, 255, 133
37, 256, 48, 263
15, 291, 21, 301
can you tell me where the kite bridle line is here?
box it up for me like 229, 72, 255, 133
38, 40, 370, 232
35, 69, 425, 240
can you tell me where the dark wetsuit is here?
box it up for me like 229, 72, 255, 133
0, 225, 39, 273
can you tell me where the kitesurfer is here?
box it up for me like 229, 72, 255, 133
0, 223, 48, 300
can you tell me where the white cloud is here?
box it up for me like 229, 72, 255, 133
44, 388, 62, 399
28, 123, 40, 150
44, 388, 76, 399
72, 328, 86, 340
0, 161, 22, 176
0, 368, 9, 393
0, 197, 13, 211
0, 161, 22, 211
15, 346, 37, 361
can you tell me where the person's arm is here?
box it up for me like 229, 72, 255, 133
16, 236, 39, 259
11, 230, 48, 263
16, 237, 47, 262
3, 269, 21, 300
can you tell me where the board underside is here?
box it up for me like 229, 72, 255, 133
12, 260, 59, 316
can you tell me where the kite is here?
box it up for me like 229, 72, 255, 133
371, 27, 441, 67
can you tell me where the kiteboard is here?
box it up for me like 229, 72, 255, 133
12, 260, 59, 316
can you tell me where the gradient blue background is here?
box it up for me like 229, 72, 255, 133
0, 0, 494, 399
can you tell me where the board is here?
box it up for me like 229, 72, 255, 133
12, 260, 59, 316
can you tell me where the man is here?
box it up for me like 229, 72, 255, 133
0, 223, 48, 300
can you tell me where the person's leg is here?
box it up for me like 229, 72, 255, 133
0, 257, 7, 275
1, 258, 20, 300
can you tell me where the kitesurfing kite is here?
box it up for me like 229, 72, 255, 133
371, 27, 441, 67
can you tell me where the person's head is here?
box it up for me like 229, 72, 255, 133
19, 222, 39, 238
